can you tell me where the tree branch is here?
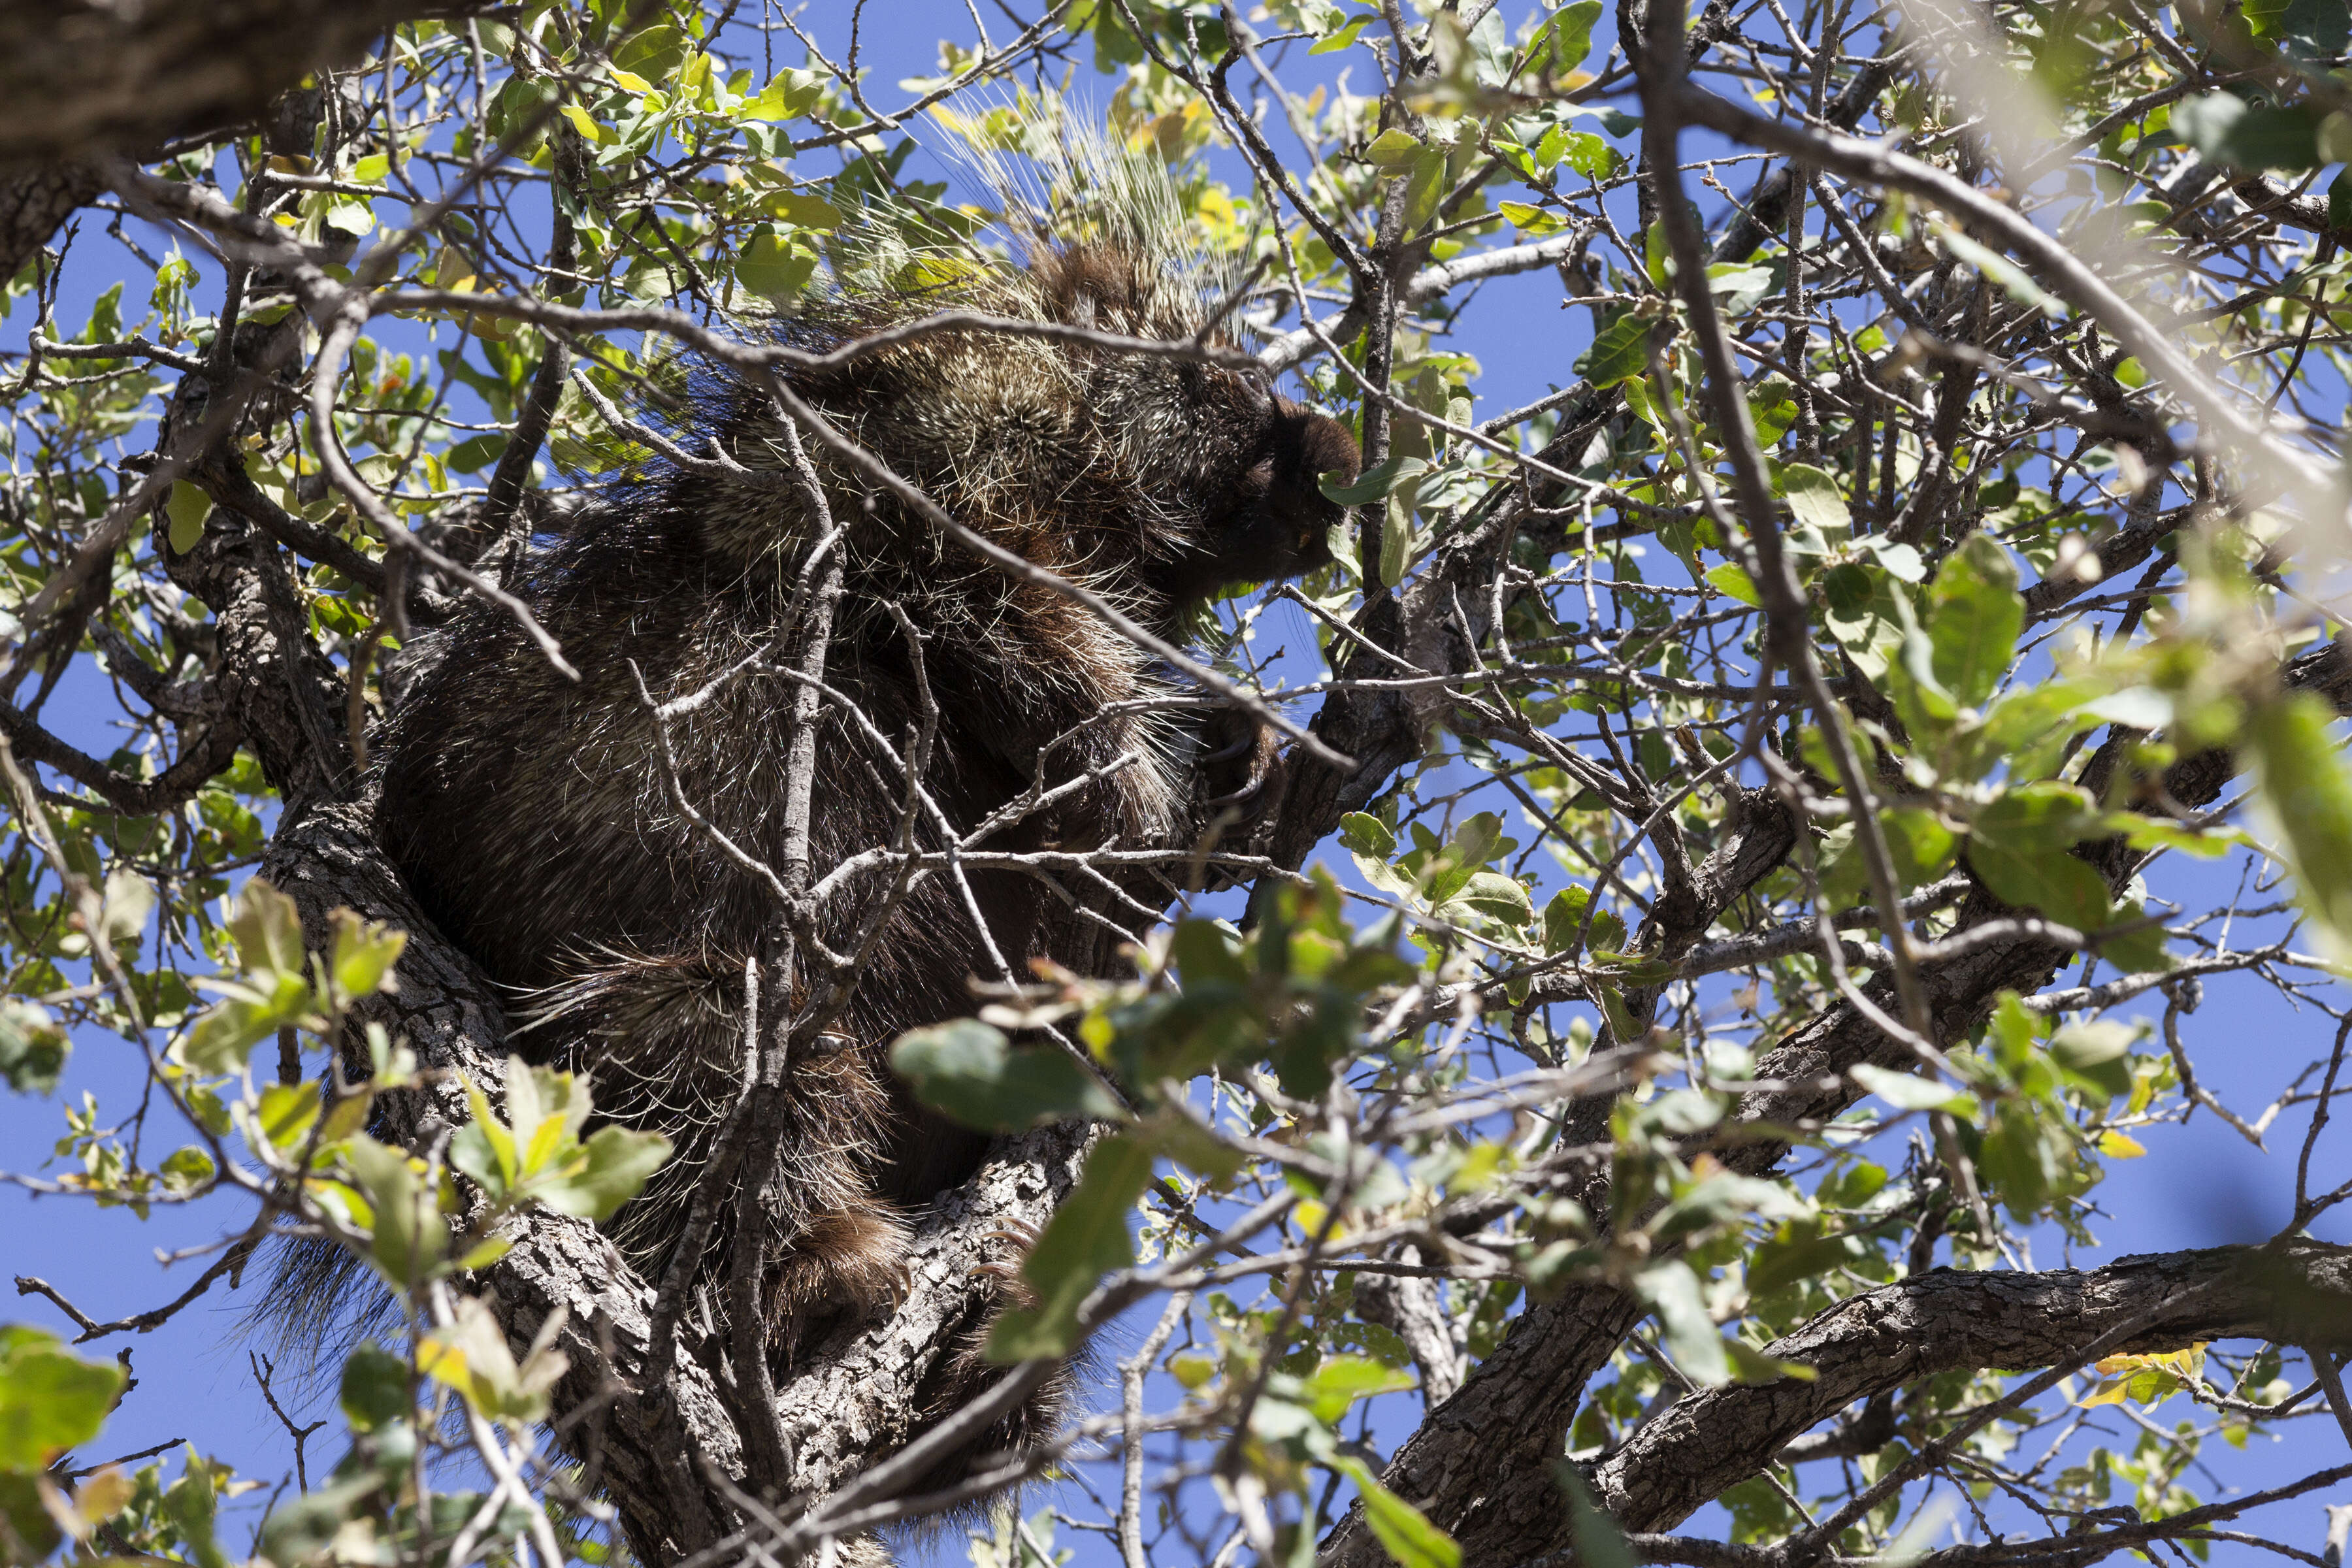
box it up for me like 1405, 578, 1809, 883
1594, 1243, 2352, 1534
0, 0, 498, 167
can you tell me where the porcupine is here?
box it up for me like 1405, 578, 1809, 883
365, 119, 1358, 1463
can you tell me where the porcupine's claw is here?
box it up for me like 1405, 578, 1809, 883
1203, 773, 1266, 813
1199, 732, 1258, 766
975, 1222, 1042, 1296
1198, 708, 1284, 825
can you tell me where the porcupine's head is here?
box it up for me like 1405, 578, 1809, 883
686, 99, 1358, 632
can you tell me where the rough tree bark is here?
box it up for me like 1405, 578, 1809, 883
0, 2, 497, 171
1593, 1243, 2352, 1536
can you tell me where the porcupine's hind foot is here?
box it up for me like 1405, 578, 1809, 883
902, 1217, 1075, 1497
519, 949, 912, 1369
764, 1206, 915, 1369
1198, 706, 1286, 822
1192, 705, 1290, 891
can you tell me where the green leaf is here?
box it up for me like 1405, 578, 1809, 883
1559, 130, 1616, 181
1968, 782, 2109, 930
1980, 1100, 2068, 1220
1533, 0, 1602, 71
1361, 127, 1424, 167
1310, 12, 1377, 54
1634, 1261, 1728, 1385
1403, 148, 1448, 232
417, 1294, 568, 1428
225, 877, 307, 981
1850, 1062, 1970, 1113
2174, 92, 2324, 170
0, 1473, 63, 1561
1331, 1456, 1462, 1568
445, 433, 508, 473
329, 909, 406, 1005
1171, 917, 1247, 988
1543, 886, 1625, 955
1593, 981, 1641, 1043
344, 1134, 448, 1290
1575, 310, 1653, 387
736, 227, 818, 304
1446, 811, 1505, 870
534, 1125, 672, 1221
1861, 537, 1926, 582
2244, 692, 2352, 951
891, 1019, 1128, 1132
165, 482, 211, 553
338, 1342, 412, 1433
452, 1079, 519, 1195
743, 67, 825, 122
1705, 561, 1761, 606
1441, 870, 1533, 928
1974, 781, 2099, 852
448, 1057, 669, 1221
1497, 200, 1568, 236
1338, 812, 1397, 857
1380, 480, 1416, 585
0, 999, 69, 1094
557, 103, 611, 146
1724, 1337, 1818, 1384
2100, 810, 2240, 858
1774, 463, 1850, 534
987, 1133, 1154, 1361
766, 191, 842, 229
1302, 1355, 1415, 1422
1820, 806, 1955, 907
2051, 1020, 2136, 1100
1925, 532, 2022, 710
0, 1326, 124, 1469
2084, 687, 2174, 730
1320, 453, 1427, 507
1746, 1232, 1858, 1298
612, 22, 688, 81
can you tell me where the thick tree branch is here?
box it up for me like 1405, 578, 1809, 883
0, 163, 101, 284
0, 1, 497, 169
1595, 1243, 2352, 1534
0, 694, 242, 816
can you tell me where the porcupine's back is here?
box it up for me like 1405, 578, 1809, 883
310, 111, 1354, 1379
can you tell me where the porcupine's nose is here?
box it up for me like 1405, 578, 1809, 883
1273, 400, 1358, 561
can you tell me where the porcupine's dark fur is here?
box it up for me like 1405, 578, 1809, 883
359, 121, 1357, 1479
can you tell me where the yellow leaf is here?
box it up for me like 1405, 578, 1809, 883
432, 248, 478, 293
415, 1336, 471, 1391
1169, 1352, 1217, 1390
70, 1469, 133, 1535
558, 104, 610, 145
165, 482, 210, 553
2097, 1130, 2146, 1158
609, 68, 653, 92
